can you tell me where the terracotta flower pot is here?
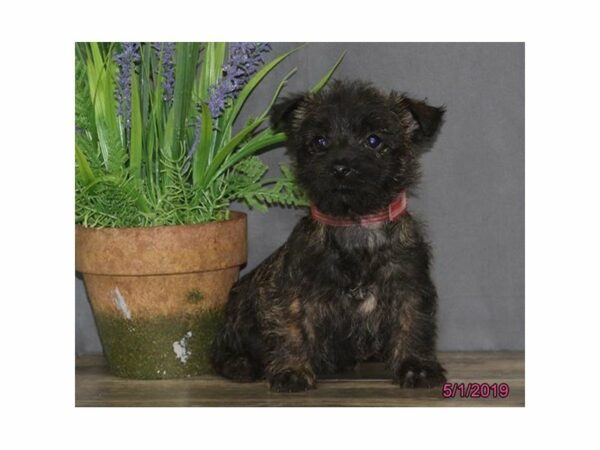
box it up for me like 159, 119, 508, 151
75, 211, 247, 379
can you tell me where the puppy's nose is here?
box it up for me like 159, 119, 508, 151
330, 164, 353, 178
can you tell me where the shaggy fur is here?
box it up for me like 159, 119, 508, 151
211, 80, 447, 392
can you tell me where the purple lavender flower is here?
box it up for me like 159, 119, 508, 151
153, 42, 176, 104
114, 42, 140, 129
187, 43, 271, 161
207, 42, 271, 119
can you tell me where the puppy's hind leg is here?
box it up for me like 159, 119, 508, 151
210, 292, 264, 382
211, 340, 263, 382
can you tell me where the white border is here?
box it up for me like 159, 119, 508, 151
2, 0, 600, 449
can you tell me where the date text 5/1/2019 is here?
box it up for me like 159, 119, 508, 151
442, 382, 510, 399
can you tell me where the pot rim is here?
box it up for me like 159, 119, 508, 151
75, 210, 246, 233
75, 210, 247, 275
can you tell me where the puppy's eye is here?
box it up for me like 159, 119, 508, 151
366, 134, 382, 148
314, 136, 329, 148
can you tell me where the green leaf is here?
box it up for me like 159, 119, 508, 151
85, 43, 122, 170
162, 108, 175, 160
147, 54, 167, 190
75, 141, 96, 186
197, 43, 226, 102
310, 51, 346, 93
193, 103, 213, 185
201, 116, 267, 187
210, 50, 344, 183
129, 72, 143, 178
225, 157, 308, 211
223, 45, 305, 135
216, 62, 298, 155
139, 43, 153, 135
172, 43, 201, 158
256, 68, 297, 122
210, 131, 287, 184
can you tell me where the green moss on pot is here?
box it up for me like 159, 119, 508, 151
186, 289, 205, 304
94, 309, 223, 379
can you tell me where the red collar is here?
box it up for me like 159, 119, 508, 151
310, 191, 408, 227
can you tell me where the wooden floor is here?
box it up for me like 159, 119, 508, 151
76, 351, 524, 407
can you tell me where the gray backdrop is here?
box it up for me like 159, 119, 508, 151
76, 42, 524, 354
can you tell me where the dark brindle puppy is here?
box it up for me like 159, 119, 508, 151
211, 80, 447, 392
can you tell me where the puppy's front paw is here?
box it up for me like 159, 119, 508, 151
269, 368, 316, 393
394, 357, 447, 388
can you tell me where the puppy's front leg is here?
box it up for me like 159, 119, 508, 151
263, 301, 316, 393
387, 289, 446, 388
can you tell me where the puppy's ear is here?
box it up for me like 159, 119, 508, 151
404, 97, 445, 139
391, 92, 445, 143
270, 93, 308, 134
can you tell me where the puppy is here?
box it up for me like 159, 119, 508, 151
211, 80, 447, 392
